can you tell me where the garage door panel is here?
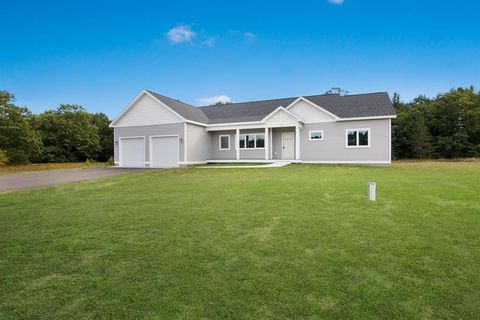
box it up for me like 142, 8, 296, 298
120, 137, 145, 167
150, 136, 179, 167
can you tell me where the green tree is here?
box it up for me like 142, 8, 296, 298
392, 106, 432, 159
425, 87, 480, 158
91, 113, 113, 162
0, 91, 42, 163
35, 104, 101, 162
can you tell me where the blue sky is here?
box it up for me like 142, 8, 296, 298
1, 0, 479, 117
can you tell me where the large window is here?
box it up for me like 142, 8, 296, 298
219, 135, 230, 150
239, 133, 265, 149
346, 128, 370, 148
309, 130, 324, 141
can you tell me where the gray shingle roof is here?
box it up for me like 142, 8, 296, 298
147, 90, 395, 124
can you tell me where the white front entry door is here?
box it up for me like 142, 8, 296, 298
282, 132, 295, 159
150, 136, 179, 167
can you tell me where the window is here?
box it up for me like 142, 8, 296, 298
219, 135, 230, 150
309, 130, 324, 141
346, 128, 370, 147
239, 133, 265, 149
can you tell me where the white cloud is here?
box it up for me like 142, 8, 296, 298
166, 25, 196, 44
328, 0, 344, 4
197, 95, 232, 105
202, 36, 216, 47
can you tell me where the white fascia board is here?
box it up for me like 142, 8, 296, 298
109, 90, 149, 127
285, 97, 340, 120
336, 115, 397, 122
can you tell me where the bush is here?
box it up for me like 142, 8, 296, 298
6, 149, 30, 164
0, 148, 8, 164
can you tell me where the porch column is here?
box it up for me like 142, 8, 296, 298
295, 125, 300, 160
236, 128, 240, 160
265, 127, 269, 160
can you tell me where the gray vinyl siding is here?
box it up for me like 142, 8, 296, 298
210, 130, 236, 160
300, 119, 390, 162
186, 123, 210, 162
114, 123, 185, 164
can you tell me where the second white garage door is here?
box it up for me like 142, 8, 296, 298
150, 136, 179, 167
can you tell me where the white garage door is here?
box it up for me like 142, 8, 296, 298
120, 137, 145, 167
150, 136, 179, 167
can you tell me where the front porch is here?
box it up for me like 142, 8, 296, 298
207, 126, 301, 162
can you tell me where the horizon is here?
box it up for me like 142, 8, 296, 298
1, 0, 479, 117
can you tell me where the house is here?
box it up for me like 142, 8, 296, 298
109, 90, 396, 167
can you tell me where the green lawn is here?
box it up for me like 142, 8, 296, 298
1, 163, 479, 319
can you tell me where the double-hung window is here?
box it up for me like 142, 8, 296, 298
346, 128, 370, 148
239, 133, 265, 149
219, 135, 230, 150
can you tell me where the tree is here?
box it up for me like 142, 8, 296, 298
424, 87, 480, 158
91, 113, 113, 162
392, 106, 432, 159
325, 87, 349, 96
0, 91, 42, 163
34, 104, 101, 162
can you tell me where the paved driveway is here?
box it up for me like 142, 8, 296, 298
0, 168, 151, 193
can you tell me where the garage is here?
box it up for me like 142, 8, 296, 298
119, 137, 145, 167
150, 135, 179, 167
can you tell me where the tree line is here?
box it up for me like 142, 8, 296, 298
1, 87, 480, 164
392, 86, 480, 159
0, 91, 113, 164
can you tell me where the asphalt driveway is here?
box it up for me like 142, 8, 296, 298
0, 168, 151, 193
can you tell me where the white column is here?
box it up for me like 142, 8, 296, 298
269, 128, 273, 160
236, 128, 240, 160
265, 127, 269, 160
295, 125, 300, 160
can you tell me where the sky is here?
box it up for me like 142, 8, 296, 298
1, 0, 479, 117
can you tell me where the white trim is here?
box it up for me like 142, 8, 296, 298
235, 129, 240, 160
118, 136, 146, 167
269, 128, 273, 160
345, 128, 371, 148
149, 134, 180, 168
185, 120, 208, 127
388, 118, 392, 162
295, 125, 300, 160
264, 127, 269, 160
238, 133, 266, 150
309, 130, 324, 141
261, 106, 305, 123
184, 123, 188, 162
336, 115, 396, 121
110, 90, 186, 127
219, 134, 231, 150
285, 97, 340, 120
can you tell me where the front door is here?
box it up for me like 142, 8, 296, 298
282, 132, 295, 159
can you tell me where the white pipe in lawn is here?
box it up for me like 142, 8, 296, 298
368, 182, 376, 201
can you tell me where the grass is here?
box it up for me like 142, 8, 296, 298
0, 162, 479, 319
0, 162, 109, 175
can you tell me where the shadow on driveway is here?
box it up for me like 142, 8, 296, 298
0, 168, 152, 193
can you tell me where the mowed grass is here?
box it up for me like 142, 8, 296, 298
0, 163, 479, 319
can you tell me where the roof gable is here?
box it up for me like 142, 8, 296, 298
286, 97, 338, 123
110, 91, 183, 127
